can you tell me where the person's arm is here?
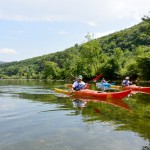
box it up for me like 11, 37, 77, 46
81, 82, 86, 89
72, 82, 76, 91
122, 80, 125, 86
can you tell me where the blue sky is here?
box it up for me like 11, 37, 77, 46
0, 0, 149, 62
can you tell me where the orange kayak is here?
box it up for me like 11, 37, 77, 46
123, 85, 150, 94
54, 88, 131, 99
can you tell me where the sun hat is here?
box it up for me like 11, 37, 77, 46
78, 75, 83, 79
125, 77, 129, 80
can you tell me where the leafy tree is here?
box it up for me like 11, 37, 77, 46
136, 52, 150, 80
125, 60, 138, 79
100, 57, 120, 79
62, 54, 80, 78
5, 66, 18, 76
43, 61, 60, 80
84, 32, 94, 42
79, 40, 104, 77
142, 13, 150, 23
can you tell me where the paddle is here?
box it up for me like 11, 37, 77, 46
70, 73, 102, 83
92, 74, 103, 82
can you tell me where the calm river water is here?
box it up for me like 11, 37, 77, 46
0, 80, 150, 150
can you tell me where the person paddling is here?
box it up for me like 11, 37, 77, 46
100, 78, 108, 92
101, 78, 107, 84
72, 75, 86, 91
122, 77, 132, 86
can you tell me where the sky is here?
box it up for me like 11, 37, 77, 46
0, 0, 149, 62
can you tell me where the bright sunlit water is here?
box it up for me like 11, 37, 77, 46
0, 80, 150, 150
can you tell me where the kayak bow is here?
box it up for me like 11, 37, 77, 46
123, 85, 150, 94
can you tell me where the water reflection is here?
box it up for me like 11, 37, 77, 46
71, 97, 131, 111
72, 99, 87, 109
72, 99, 87, 115
70, 97, 132, 118
69, 96, 150, 142
142, 142, 150, 150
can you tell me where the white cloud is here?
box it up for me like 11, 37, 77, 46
0, 0, 149, 22
86, 21, 98, 27
0, 48, 17, 54
0, 0, 149, 62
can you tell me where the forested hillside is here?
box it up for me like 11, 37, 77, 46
0, 61, 6, 64
0, 20, 150, 81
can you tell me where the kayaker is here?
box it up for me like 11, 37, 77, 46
122, 77, 132, 86
72, 75, 86, 91
101, 78, 107, 84
100, 78, 108, 92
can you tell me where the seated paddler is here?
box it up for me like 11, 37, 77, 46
122, 77, 132, 86
72, 75, 86, 91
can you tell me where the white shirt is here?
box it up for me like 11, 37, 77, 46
72, 81, 85, 90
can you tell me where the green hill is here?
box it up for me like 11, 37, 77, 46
0, 61, 6, 64
0, 21, 150, 80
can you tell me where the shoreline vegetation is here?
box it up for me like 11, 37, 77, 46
0, 78, 150, 83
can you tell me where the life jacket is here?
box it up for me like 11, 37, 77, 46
73, 82, 85, 91
123, 80, 130, 86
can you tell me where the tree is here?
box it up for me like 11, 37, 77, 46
142, 13, 150, 35
85, 32, 94, 42
43, 61, 60, 79
79, 40, 105, 77
142, 13, 150, 22
100, 57, 120, 79
136, 52, 150, 80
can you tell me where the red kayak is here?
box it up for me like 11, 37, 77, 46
55, 88, 131, 99
123, 85, 150, 94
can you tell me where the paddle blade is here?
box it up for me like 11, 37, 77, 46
92, 74, 103, 82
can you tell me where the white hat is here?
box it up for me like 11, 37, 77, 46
125, 77, 129, 80
78, 75, 83, 79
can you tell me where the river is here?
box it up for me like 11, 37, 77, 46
0, 79, 150, 150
